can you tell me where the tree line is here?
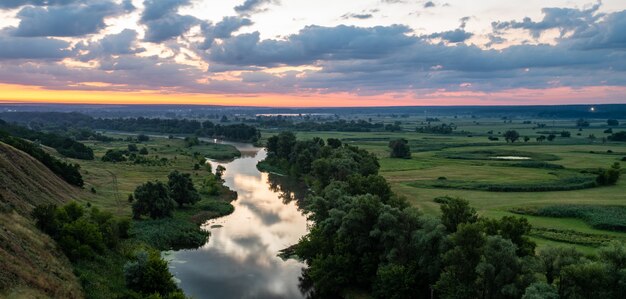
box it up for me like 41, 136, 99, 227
0, 119, 94, 160
263, 132, 626, 299
0, 129, 83, 186
1, 112, 261, 142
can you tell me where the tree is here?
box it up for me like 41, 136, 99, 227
440, 197, 477, 232
560, 261, 611, 299
537, 246, 582, 285
504, 130, 520, 143
167, 170, 200, 207
476, 236, 523, 299
326, 138, 342, 149
607, 119, 620, 126
596, 162, 621, 186
522, 282, 558, 299
124, 251, 178, 296
128, 144, 138, 152
132, 181, 175, 219
137, 134, 150, 142
576, 119, 590, 127
388, 139, 411, 159
139, 147, 149, 155
436, 223, 485, 299
102, 149, 127, 162
524, 136, 530, 142
215, 165, 226, 181
547, 134, 556, 142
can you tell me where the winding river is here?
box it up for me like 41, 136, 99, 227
168, 141, 309, 299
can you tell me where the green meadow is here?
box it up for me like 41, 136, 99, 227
262, 116, 626, 252
75, 134, 239, 217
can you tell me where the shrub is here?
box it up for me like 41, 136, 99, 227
596, 163, 621, 186
131, 218, 209, 250
102, 149, 128, 162
132, 181, 176, 219
123, 251, 178, 296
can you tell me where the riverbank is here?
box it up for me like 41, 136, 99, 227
53, 134, 242, 298
167, 145, 309, 299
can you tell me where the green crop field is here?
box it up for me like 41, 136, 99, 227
261, 115, 626, 252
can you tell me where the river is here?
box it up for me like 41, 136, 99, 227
168, 141, 309, 299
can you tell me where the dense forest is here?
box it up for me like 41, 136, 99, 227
0, 112, 261, 142
0, 129, 83, 187
0, 120, 94, 160
262, 132, 626, 299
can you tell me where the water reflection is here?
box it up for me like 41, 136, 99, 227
169, 145, 308, 299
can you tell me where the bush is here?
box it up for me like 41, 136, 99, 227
102, 149, 128, 162
132, 181, 176, 219
124, 251, 179, 296
596, 163, 621, 186
131, 218, 209, 250
388, 139, 411, 159
32, 202, 130, 261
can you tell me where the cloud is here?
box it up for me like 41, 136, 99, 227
341, 13, 374, 20
424, 1, 435, 8
0, 0, 79, 9
209, 25, 415, 66
143, 14, 200, 43
0, 32, 72, 60
568, 10, 626, 49
234, 0, 279, 15
199, 16, 253, 49
140, 0, 199, 43
492, 3, 603, 38
427, 29, 473, 43
77, 29, 144, 61
141, 0, 191, 22
11, 1, 130, 37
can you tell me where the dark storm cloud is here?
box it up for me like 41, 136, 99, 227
11, 1, 130, 37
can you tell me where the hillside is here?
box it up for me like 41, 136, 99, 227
0, 141, 83, 298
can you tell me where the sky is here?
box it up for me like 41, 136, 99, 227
0, 0, 625, 107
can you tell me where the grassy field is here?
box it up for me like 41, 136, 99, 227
261, 116, 626, 251
74, 134, 239, 217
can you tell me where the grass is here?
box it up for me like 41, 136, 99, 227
511, 205, 626, 232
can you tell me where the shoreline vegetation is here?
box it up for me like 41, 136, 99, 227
258, 131, 626, 299
1, 125, 243, 298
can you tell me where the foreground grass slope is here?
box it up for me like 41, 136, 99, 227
0, 142, 83, 298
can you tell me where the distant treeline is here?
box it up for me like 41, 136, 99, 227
0, 112, 261, 142
255, 117, 407, 132
0, 129, 83, 187
0, 120, 94, 160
